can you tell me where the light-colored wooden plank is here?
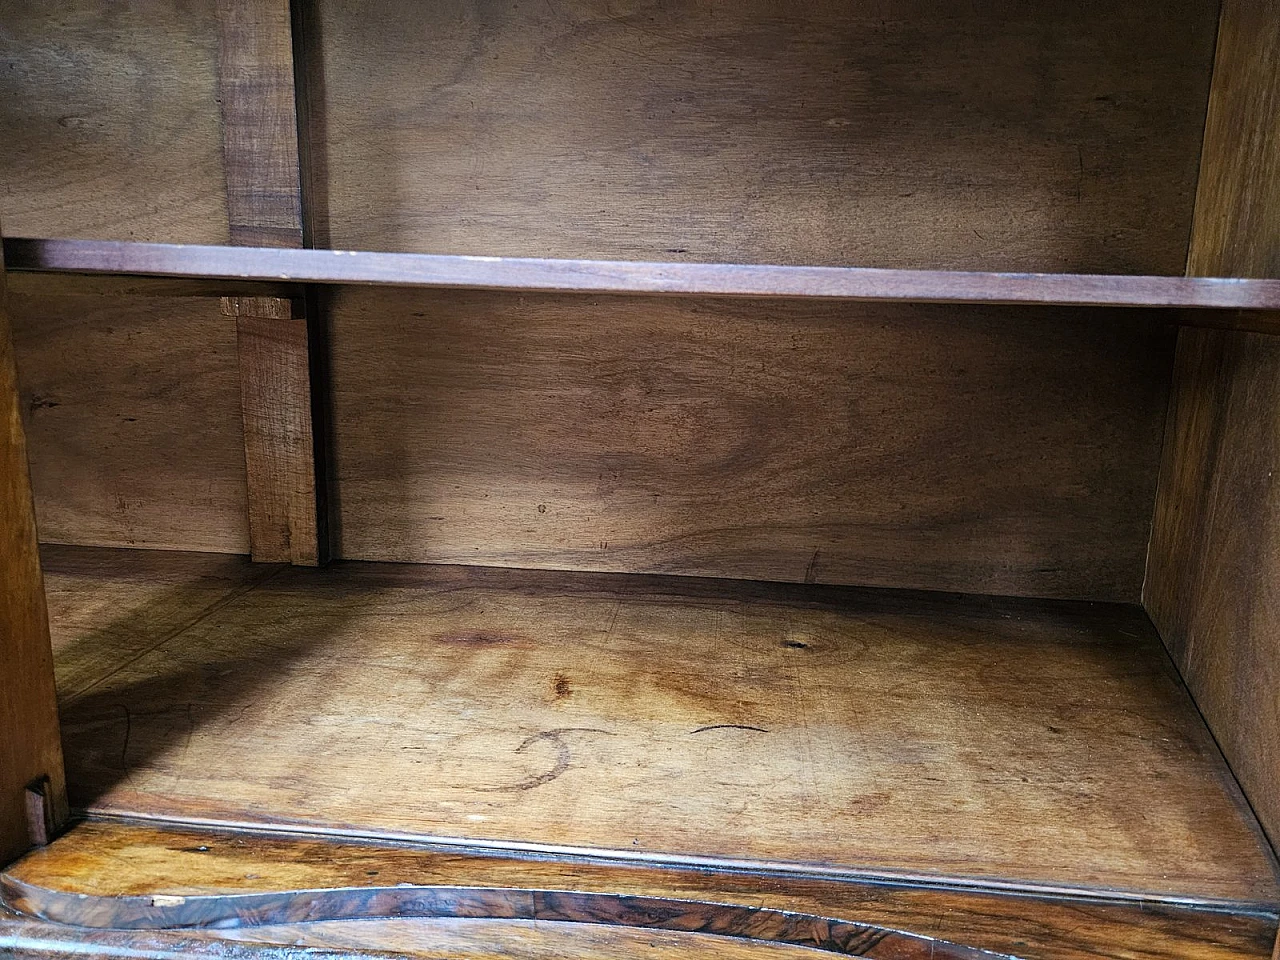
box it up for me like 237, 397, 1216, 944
5, 820, 1279, 960
12, 237, 1280, 309
225, 297, 321, 565
0, 0, 227, 244
0, 230, 66, 865
44, 549, 1280, 904
7, 292, 249, 554
1145, 0, 1280, 857
312, 0, 1216, 274
327, 288, 1172, 600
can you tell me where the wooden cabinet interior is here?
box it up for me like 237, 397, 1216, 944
1, 1, 1279, 958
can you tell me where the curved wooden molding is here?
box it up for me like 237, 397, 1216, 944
1, 876, 1014, 959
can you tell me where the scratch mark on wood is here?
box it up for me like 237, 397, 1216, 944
691, 724, 769, 735
477, 728, 616, 793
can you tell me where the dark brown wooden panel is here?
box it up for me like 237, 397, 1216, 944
1186, 0, 1280, 280
7, 287, 249, 553
329, 287, 1172, 599
1145, 0, 1280, 858
2, 880, 1003, 959
0, 235, 66, 865
313, 0, 1216, 272
2, 817, 1278, 960
0, 0, 227, 244
43, 549, 1279, 903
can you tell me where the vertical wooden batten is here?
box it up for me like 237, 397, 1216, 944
1145, 0, 1280, 860
0, 231, 67, 865
223, 295, 320, 565
216, 0, 328, 564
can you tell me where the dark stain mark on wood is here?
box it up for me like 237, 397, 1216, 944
26, 395, 59, 413
553, 674, 571, 699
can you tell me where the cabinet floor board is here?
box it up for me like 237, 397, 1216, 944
37, 545, 1279, 908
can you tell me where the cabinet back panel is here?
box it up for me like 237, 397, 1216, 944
330, 289, 1174, 600
8, 291, 249, 553
313, 0, 1216, 272
0, 0, 228, 245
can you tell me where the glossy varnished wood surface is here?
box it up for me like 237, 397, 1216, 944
0, 232, 67, 864
11, 238, 1280, 309
6, 289, 250, 554
39, 547, 1280, 904
0, 0, 228, 244
328, 288, 1172, 600
3, 820, 1279, 960
2, 882, 1004, 959
310, 0, 1215, 274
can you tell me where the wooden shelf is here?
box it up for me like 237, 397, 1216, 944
8, 237, 1280, 310
38, 545, 1279, 910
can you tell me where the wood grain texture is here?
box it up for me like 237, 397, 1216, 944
0, 0, 227, 244
1145, 0, 1280, 861
12, 237, 1280, 309
311, 0, 1216, 273
41, 548, 1280, 904
6, 289, 250, 554
2, 880, 1006, 960
216, 0, 305, 249
328, 288, 1173, 599
5, 820, 1280, 960
226, 297, 322, 565
0, 912, 875, 960
1185, 0, 1280, 279
0, 232, 67, 866
38, 545, 273, 702
1145, 328, 1280, 851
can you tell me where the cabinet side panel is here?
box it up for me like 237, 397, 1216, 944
0, 240, 66, 865
1146, 0, 1280, 852
1147, 327, 1280, 851
331, 291, 1174, 601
